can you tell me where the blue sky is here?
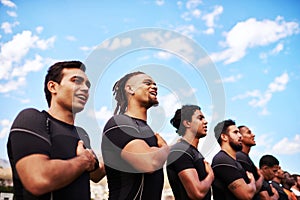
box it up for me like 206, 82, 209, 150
1, 0, 300, 174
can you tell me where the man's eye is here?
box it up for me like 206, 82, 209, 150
144, 81, 151, 85
74, 79, 81, 84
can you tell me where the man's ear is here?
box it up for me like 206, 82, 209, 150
125, 85, 134, 95
220, 133, 228, 142
47, 81, 58, 94
182, 120, 190, 128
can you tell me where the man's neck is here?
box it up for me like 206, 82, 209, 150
182, 133, 199, 148
242, 144, 251, 154
48, 106, 75, 125
125, 105, 148, 121
222, 144, 237, 159
272, 177, 281, 184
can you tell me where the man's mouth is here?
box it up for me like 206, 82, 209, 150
75, 94, 88, 102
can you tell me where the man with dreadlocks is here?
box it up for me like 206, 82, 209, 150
101, 71, 170, 200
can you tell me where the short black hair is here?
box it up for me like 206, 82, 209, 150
259, 154, 279, 168
170, 105, 201, 136
44, 61, 86, 107
292, 174, 300, 181
214, 119, 236, 145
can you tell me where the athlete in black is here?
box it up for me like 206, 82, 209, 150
102, 114, 164, 200
7, 109, 93, 199
212, 119, 256, 200
7, 61, 105, 200
236, 125, 264, 200
101, 72, 169, 200
167, 105, 213, 200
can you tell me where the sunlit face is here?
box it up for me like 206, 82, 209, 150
126, 73, 158, 108
296, 176, 300, 188
189, 109, 208, 138
261, 165, 279, 181
53, 68, 90, 113
240, 126, 256, 147
275, 166, 285, 180
227, 125, 243, 151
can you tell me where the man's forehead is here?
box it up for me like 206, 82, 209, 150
62, 68, 87, 77
128, 74, 153, 83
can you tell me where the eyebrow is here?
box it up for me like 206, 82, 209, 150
143, 79, 156, 85
73, 76, 91, 88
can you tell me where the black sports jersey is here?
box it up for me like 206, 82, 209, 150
212, 150, 250, 200
236, 151, 260, 200
7, 108, 92, 200
101, 114, 164, 200
271, 181, 289, 200
167, 139, 211, 200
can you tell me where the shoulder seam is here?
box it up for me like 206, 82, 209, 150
103, 124, 139, 135
10, 128, 51, 145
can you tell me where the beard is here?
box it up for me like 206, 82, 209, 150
144, 98, 159, 109
229, 140, 243, 151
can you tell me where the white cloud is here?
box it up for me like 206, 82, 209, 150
93, 106, 113, 122
0, 77, 25, 93
191, 9, 201, 18
0, 30, 56, 93
232, 72, 289, 115
36, 26, 43, 34
202, 5, 223, 35
158, 93, 181, 117
174, 24, 197, 38
0, 119, 11, 139
101, 37, 132, 51
186, 0, 202, 10
11, 54, 44, 77
180, 0, 202, 22
211, 17, 300, 64
267, 72, 289, 93
271, 43, 284, 55
0, 0, 16, 8
217, 74, 242, 83
155, 0, 164, 6
1, 21, 19, 34
154, 51, 173, 60
66, 35, 77, 41
7, 11, 17, 17
272, 134, 300, 155
79, 45, 97, 52
260, 43, 284, 61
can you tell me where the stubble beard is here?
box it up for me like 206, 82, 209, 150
229, 140, 243, 151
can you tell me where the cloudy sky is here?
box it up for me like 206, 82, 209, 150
1, 0, 300, 174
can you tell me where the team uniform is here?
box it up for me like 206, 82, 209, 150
7, 108, 93, 200
212, 150, 250, 200
236, 151, 260, 200
167, 139, 211, 200
101, 114, 164, 200
271, 181, 289, 200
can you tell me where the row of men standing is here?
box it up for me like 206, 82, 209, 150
7, 61, 300, 199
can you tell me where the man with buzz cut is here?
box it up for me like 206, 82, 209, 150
212, 119, 256, 200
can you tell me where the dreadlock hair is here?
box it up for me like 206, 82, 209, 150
112, 71, 145, 115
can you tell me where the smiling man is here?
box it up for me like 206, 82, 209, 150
7, 61, 105, 200
101, 71, 169, 200
212, 119, 256, 200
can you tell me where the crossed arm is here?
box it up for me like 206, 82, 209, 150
178, 161, 214, 200
16, 140, 99, 196
121, 133, 169, 173
228, 171, 256, 200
